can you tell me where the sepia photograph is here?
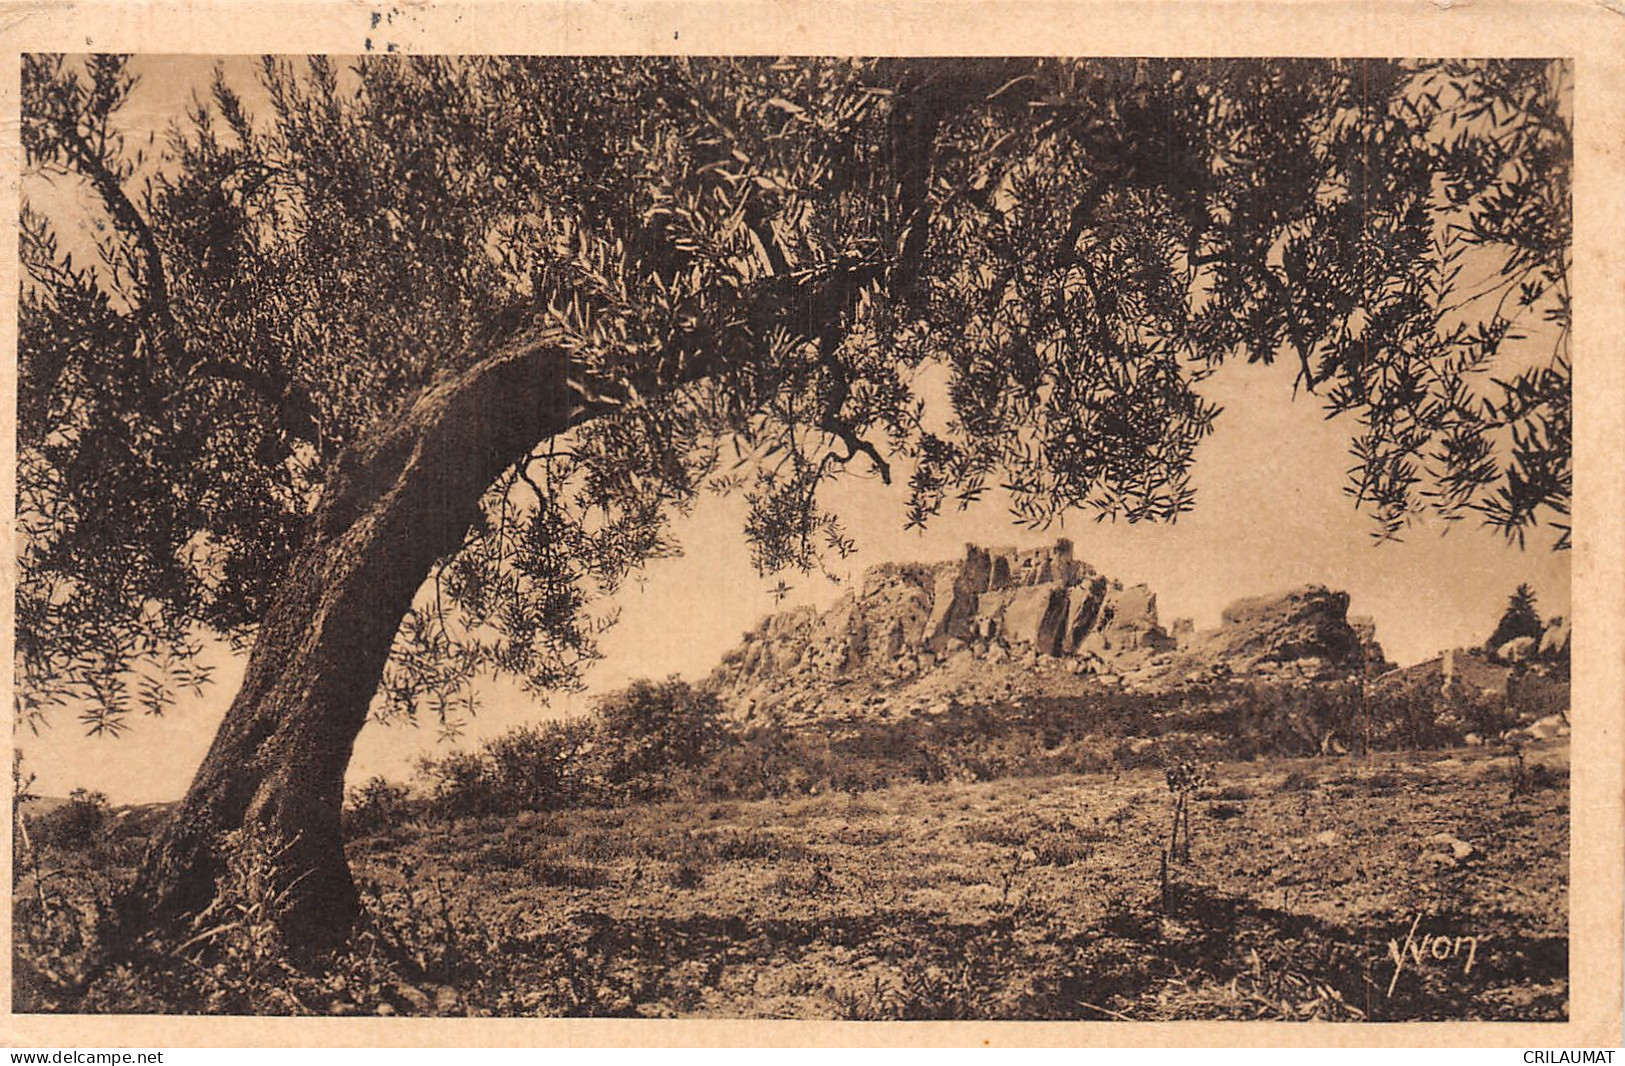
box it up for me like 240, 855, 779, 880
3, 10, 1619, 1043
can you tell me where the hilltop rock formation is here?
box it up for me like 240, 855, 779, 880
708, 540, 1386, 713
1172, 586, 1393, 680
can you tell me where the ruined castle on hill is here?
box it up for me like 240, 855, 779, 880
708, 540, 1391, 704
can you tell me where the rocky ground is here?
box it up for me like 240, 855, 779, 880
333, 739, 1567, 1019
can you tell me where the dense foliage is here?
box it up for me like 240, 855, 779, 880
20, 56, 1571, 743
1485, 582, 1544, 653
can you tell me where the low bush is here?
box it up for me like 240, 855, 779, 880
344, 777, 415, 838
396, 670, 1537, 834
595, 679, 730, 794
27, 789, 111, 852
1028, 833, 1093, 867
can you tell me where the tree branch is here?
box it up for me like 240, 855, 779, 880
56, 121, 176, 345
886, 72, 943, 307
52, 114, 322, 446
829, 425, 892, 484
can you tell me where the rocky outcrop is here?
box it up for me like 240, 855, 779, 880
1497, 635, 1538, 664
709, 541, 1385, 709
1148, 585, 1390, 686
1349, 615, 1392, 673
711, 541, 1122, 696
1210, 586, 1360, 667
1062, 577, 1109, 652
1538, 616, 1570, 660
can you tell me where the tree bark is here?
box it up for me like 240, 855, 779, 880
125, 328, 596, 954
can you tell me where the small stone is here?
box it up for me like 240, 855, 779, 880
1314, 829, 1340, 846
1426, 832, 1474, 863
393, 983, 432, 1012
1528, 713, 1569, 740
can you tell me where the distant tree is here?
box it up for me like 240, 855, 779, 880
29, 788, 112, 852
19, 56, 1571, 950
1486, 583, 1544, 654
482, 717, 600, 810
594, 678, 730, 786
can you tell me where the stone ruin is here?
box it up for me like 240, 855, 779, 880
709, 539, 1381, 700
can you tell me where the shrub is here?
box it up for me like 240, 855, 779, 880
11, 821, 120, 1010
714, 829, 803, 862
28, 788, 111, 851
344, 777, 414, 838
484, 718, 600, 810
1507, 669, 1569, 723
594, 678, 730, 795
416, 749, 494, 818
706, 721, 859, 799
667, 861, 705, 889
965, 822, 1029, 848
415, 716, 603, 819
1527, 762, 1566, 792
532, 859, 609, 888
1029, 833, 1093, 867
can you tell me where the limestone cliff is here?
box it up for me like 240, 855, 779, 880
707, 540, 1385, 715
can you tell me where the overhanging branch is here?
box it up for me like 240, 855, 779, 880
52, 115, 321, 446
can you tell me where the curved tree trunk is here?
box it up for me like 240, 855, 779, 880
118, 75, 954, 955
126, 329, 595, 955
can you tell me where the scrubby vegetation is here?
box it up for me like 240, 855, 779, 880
13, 676, 1568, 1019
395, 674, 1534, 820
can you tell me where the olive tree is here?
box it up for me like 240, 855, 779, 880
18, 55, 1570, 951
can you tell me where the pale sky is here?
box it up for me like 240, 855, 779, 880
15, 57, 1571, 804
